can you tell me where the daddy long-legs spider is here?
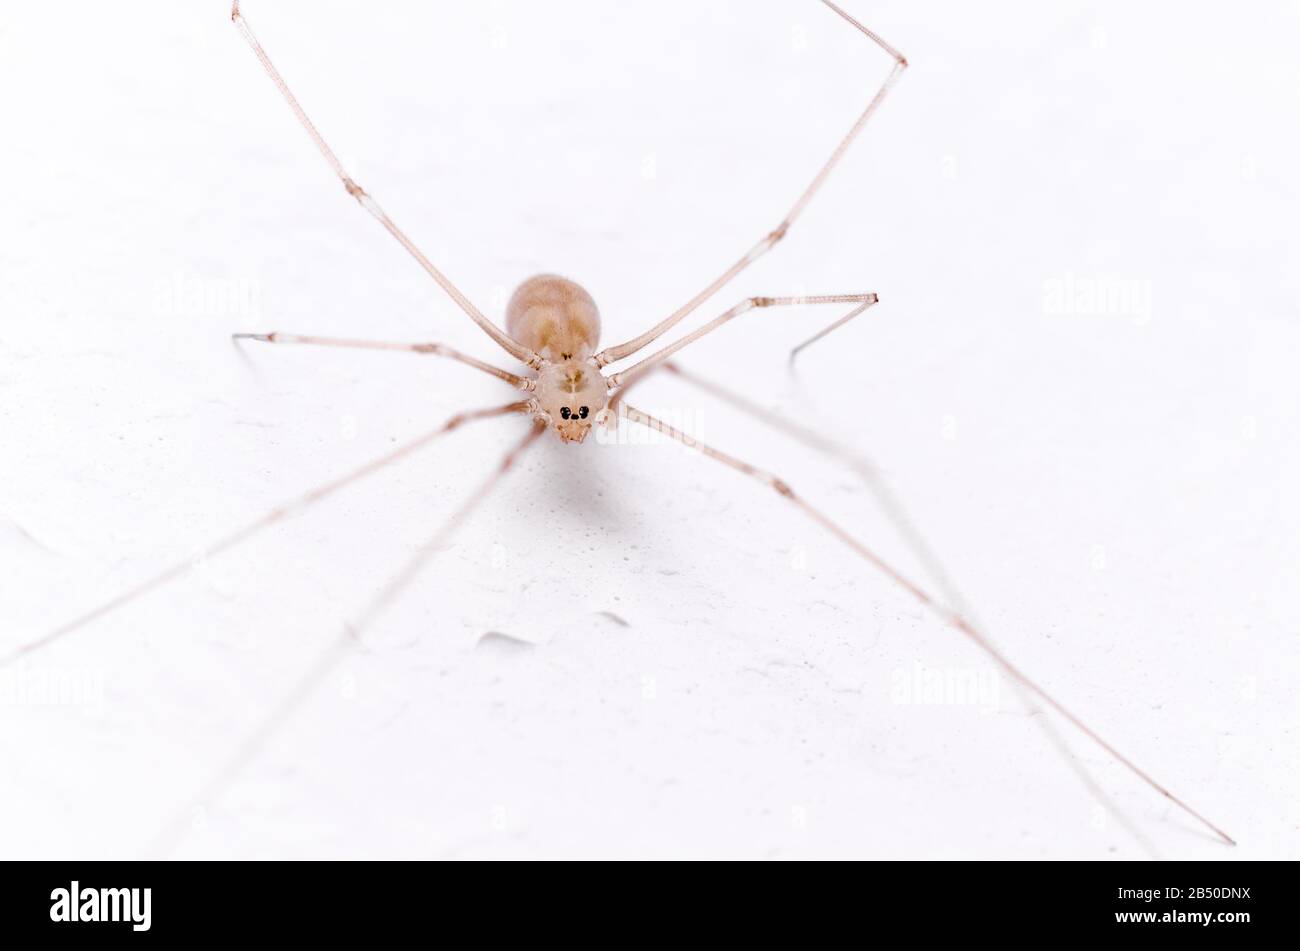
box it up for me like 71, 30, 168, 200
2, 1, 1256, 858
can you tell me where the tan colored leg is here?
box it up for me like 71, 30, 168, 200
621, 402, 1236, 847
605, 294, 878, 387
789, 300, 882, 364
1, 402, 531, 667
660, 362, 1166, 851
147, 420, 546, 857
229, 2, 540, 367
233, 332, 535, 391
596, 1, 907, 367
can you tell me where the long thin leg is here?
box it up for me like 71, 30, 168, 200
0, 401, 530, 668
229, 2, 540, 368
147, 421, 546, 857
620, 402, 1236, 847
595, 1, 907, 367
233, 332, 536, 391
789, 303, 878, 364
605, 294, 878, 387
662, 362, 968, 613
659, 362, 1159, 853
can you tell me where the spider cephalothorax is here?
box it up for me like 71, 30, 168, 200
529, 357, 610, 443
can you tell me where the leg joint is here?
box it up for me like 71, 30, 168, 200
771, 477, 796, 499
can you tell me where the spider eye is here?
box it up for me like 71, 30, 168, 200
560, 407, 571, 420
579, 406, 589, 419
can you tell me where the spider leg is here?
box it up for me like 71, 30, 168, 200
596, 1, 906, 366
147, 420, 546, 857
789, 303, 880, 364
229, 2, 540, 367
233, 332, 535, 391
620, 401, 1236, 848
1, 402, 531, 667
604, 294, 878, 386
658, 362, 1163, 852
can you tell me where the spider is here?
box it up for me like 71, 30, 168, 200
3, 1, 1233, 854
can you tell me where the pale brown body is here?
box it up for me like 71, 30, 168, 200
506, 274, 610, 442
506, 274, 602, 362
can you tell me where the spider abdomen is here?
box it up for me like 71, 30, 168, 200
505, 273, 601, 362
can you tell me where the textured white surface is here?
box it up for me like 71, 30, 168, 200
1, 1, 1297, 859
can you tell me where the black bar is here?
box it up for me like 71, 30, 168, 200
0, 860, 1286, 940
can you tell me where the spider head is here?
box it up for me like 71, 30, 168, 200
531, 358, 610, 444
